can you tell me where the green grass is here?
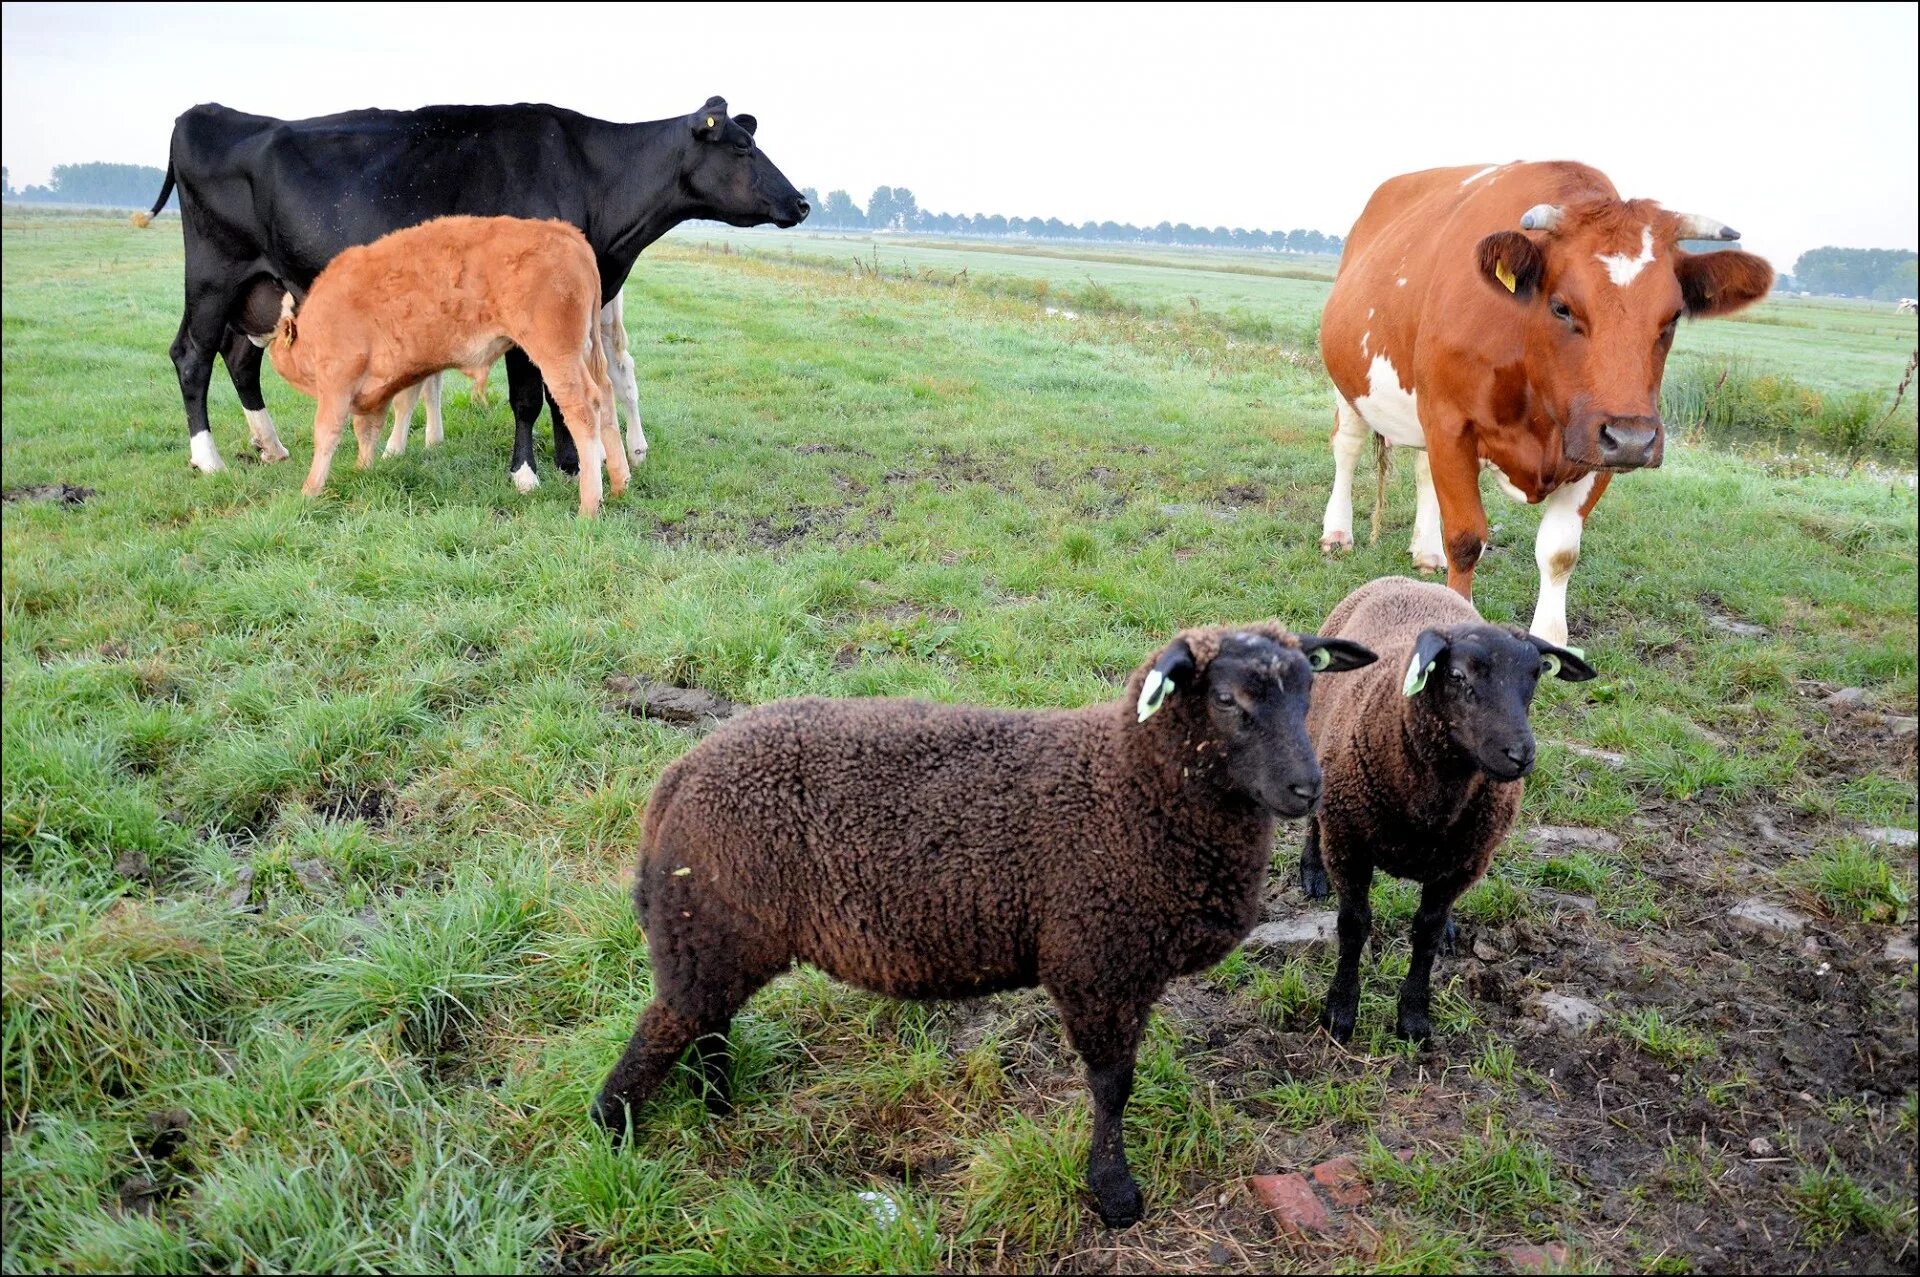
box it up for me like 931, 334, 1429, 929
3, 211, 1917, 1273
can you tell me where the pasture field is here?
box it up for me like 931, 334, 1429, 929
3, 210, 1916, 1274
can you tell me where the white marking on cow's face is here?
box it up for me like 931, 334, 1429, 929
1460, 164, 1501, 187
1483, 459, 1532, 504
1596, 226, 1657, 288
189, 431, 225, 472
1361, 330, 1370, 357
512, 464, 540, 493
1527, 472, 1597, 646
1396, 277, 1408, 287
1366, 307, 1375, 320
1352, 353, 1424, 448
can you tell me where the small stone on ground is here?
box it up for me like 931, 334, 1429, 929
1727, 899, 1809, 939
1883, 934, 1918, 965
1309, 1155, 1369, 1207
1532, 992, 1603, 1032
1249, 1172, 1330, 1239
1858, 826, 1918, 849
1822, 686, 1869, 712
1246, 913, 1338, 948
1501, 1241, 1571, 1273
1528, 826, 1621, 853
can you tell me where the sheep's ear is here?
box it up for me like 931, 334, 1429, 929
1137, 639, 1197, 723
1402, 629, 1450, 696
1527, 635, 1597, 682
1297, 636, 1377, 673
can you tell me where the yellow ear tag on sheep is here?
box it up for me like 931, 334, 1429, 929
1136, 669, 1173, 723
1495, 260, 1517, 293
1308, 647, 1333, 673
1541, 654, 1563, 679
705, 115, 716, 129
1402, 652, 1435, 697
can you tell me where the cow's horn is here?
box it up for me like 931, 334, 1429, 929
1519, 204, 1564, 233
1673, 213, 1739, 242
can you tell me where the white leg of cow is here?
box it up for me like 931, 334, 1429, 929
1319, 393, 1369, 553
422, 371, 445, 448
246, 408, 290, 462
384, 381, 423, 458
190, 431, 226, 473
1527, 473, 1597, 649
1410, 450, 1446, 574
601, 292, 646, 465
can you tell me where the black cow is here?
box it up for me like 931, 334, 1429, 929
144, 96, 808, 485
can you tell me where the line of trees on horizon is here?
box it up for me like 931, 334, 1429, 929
1787, 247, 1918, 301
798, 184, 1345, 255
3, 163, 174, 210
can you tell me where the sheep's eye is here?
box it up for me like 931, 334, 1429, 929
1448, 666, 1468, 682
1212, 690, 1237, 708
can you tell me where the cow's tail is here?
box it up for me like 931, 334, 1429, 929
1367, 432, 1391, 547
130, 159, 175, 229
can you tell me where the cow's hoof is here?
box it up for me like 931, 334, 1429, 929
1319, 532, 1354, 555
511, 464, 540, 494
1412, 553, 1447, 575
189, 435, 226, 473
629, 445, 648, 467
256, 440, 290, 463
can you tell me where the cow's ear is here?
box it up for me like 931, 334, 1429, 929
733, 113, 757, 137
1475, 231, 1545, 301
1675, 248, 1773, 318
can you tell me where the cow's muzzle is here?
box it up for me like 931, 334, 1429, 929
1594, 416, 1664, 471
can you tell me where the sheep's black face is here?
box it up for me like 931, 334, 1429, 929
1410, 626, 1597, 781
1204, 636, 1334, 819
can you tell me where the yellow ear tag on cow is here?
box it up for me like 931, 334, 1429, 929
1495, 260, 1517, 293
705, 116, 716, 129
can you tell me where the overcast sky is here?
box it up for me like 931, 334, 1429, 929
4, 2, 1914, 268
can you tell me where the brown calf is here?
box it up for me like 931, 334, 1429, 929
267, 215, 626, 516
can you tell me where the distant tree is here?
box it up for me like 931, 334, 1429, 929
1791, 246, 1919, 299
3, 161, 173, 208
819, 189, 863, 228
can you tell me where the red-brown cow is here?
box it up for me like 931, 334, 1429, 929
1317, 161, 1773, 645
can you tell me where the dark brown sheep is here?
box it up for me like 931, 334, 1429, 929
593, 623, 1376, 1228
1299, 577, 1595, 1044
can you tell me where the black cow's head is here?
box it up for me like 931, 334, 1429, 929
683, 96, 809, 229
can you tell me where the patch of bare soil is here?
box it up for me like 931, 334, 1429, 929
2, 483, 94, 506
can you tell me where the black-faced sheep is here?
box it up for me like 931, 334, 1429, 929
593, 623, 1377, 1228
1298, 577, 1595, 1044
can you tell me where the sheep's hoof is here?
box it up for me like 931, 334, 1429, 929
1300, 858, 1331, 901
1319, 531, 1355, 555
1091, 1180, 1144, 1230
589, 1092, 636, 1143
1393, 1010, 1434, 1046
1319, 1002, 1358, 1044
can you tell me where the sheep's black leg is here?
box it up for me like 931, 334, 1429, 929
691, 1028, 734, 1117
1395, 880, 1462, 1045
591, 1000, 702, 1139
1439, 912, 1459, 957
1059, 999, 1150, 1229
1299, 818, 1330, 900
1322, 859, 1373, 1043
